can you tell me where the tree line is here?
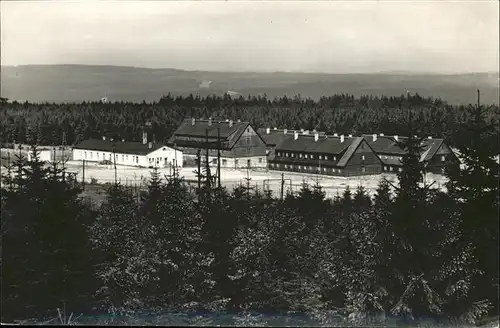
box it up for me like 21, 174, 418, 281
1, 100, 498, 325
1, 93, 498, 148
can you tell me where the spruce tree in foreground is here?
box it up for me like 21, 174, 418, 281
445, 101, 500, 318
1, 145, 95, 322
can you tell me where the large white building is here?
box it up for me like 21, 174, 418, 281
72, 137, 183, 168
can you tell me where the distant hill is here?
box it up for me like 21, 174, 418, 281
1, 65, 498, 104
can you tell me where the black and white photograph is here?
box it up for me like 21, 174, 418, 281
1, 0, 499, 326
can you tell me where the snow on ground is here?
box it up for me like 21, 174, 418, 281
61, 161, 448, 198
0, 157, 448, 198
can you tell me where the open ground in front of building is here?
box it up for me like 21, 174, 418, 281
62, 160, 448, 198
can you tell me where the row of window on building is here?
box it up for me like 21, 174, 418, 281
383, 166, 403, 172
276, 152, 338, 161
380, 155, 445, 162
199, 158, 264, 166
84, 151, 140, 164
270, 163, 358, 173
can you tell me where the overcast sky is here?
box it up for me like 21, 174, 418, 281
1, 0, 498, 73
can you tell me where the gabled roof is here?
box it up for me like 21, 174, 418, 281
337, 137, 364, 167
362, 134, 446, 163
73, 139, 166, 155
273, 135, 376, 168
168, 118, 250, 149
276, 134, 356, 154
257, 128, 326, 147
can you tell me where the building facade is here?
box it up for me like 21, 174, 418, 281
269, 131, 383, 176
72, 137, 183, 168
168, 118, 267, 169
362, 134, 458, 174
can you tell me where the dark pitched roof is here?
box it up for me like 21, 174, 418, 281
168, 118, 250, 149
73, 139, 165, 155
362, 134, 446, 163
257, 128, 326, 147
273, 135, 372, 168
337, 137, 364, 167
276, 134, 356, 155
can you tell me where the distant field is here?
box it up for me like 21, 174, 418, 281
1, 65, 498, 104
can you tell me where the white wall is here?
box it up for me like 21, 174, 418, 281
146, 147, 184, 168
27, 149, 52, 162
71, 146, 183, 168
183, 154, 267, 169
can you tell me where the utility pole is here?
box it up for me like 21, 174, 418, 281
197, 149, 201, 190
61, 131, 66, 182
217, 127, 221, 189
205, 129, 211, 190
112, 141, 117, 185
280, 172, 285, 201
82, 159, 86, 190
174, 142, 178, 179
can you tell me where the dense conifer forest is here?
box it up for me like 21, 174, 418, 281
1, 93, 498, 147
1, 93, 499, 325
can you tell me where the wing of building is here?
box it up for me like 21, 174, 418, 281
362, 134, 458, 174
268, 131, 383, 176
73, 137, 183, 168
167, 118, 267, 168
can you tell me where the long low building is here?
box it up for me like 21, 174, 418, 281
269, 131, 383, 176
73, 136, 183, 168
362, 134, 458, 174
167, 118, 267, 169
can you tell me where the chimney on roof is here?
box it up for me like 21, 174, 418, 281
314, 132, 319, 142
334, 133, 338, 137
380, 133, 384, 136
225, 119, 229, 122
348, 134, 352, 138
284, 129, 288, 135
142, 131, 148, 145
372, 134, 377, 142
191, 118, 195, 126
266, 128, 270, 134
340, 135, 345, 143
148, 142, 152, 149
428, 136, 432, 139
122, 138, 125, 142
208, 117, 212, 126
229, 120, 233, 127
102, 136, 106, 141
273, 127, 277, 130
294, 131, 299, 140
394, 135, 399, 141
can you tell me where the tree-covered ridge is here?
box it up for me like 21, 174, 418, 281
1, 93, 498, 148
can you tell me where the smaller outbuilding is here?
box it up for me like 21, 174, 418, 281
72, 136, 183, 168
